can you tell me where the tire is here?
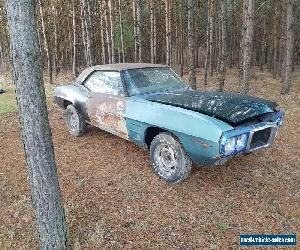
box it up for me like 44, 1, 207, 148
66, 104, 87, 136
150, 132, 192, 184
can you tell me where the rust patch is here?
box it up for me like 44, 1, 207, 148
201, 143, 210, 148
192, 137, 211, 149
87, 93, 128, 139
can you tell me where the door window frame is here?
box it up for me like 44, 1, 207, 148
81, 70, 127, 96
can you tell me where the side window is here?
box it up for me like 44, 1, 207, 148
84, 71, 124, 95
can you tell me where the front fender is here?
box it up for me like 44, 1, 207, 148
126, 97, 233, 165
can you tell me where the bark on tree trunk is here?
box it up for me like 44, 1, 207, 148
154, 3, 157, 64
133, 0, 138, 62
179, 0, 184, 77
239, 0, 254, 94
218, 0, 227, 92
204, 0, 210, 86
100, 1, 106, 64
81, 5, 88, 65
209, 0, 214, 77
51, 0, 58, 75
0, 42, 3, 70
118, 0, 125, 63
136, 0, 142, 62
272, 3, 278, 78
108, 0, 115, 63
282, 0, 295, 94
72, 0, 78, 77
150, 0, 156, 64
81, 0, 92, 66
239, 0, 247, 81
38, 0, 53, 85
6, 0, 68, 249
188, 0, 196, 89
165, 0, 171, 65
259, 17, 266, 72
104, 0, 112, 64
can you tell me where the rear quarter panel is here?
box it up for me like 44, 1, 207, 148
53, 84, 90, 118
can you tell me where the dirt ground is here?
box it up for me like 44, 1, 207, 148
0, 67, 299, 249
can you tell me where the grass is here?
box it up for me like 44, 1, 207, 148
0, 83, 17, 116
0, 71, 72, 117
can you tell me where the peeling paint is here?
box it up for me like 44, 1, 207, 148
201, 143, 210, 148
53, 64, 284, 167
146, 89, 278, 126
87, 93, 128, 139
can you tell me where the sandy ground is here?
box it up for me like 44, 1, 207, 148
0, 67, 299, 249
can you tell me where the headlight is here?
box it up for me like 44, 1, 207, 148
224, 137, 236, 155
277, 118, 283, 127
222, 133, 248, 156
236, 134, 247, 151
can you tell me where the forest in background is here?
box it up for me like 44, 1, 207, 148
0, 0, 299, 94
1, 1, 300, 249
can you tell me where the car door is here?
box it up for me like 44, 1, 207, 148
83, 70, 128, 140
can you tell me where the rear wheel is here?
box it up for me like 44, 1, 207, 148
150, 132, 192, 184
66, 105, 87, 136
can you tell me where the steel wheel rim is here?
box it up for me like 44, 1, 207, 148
154, 144, 178, 178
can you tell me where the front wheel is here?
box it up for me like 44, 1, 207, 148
150, 132, 192, 184
66, 105, 87, 136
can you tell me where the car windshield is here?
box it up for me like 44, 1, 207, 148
123, 67, 187, 96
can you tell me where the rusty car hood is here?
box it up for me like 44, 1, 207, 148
145, 89, 278, 126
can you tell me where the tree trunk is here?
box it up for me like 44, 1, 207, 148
80, 5, 87, 65
72, 0, 78, 77
204, 0, 210, 86
194, 0, 199, 68
108, 0, 115, 63
259, 17, 266, 71
0, 41, 3, 70
6, 0, 68, 249
208, 0, 214, 76
118, 46, 121, 63
51, 0, 58, 75
133, 0, 138, 62
239, 0, 254, 94
179, 0, 184, 77
188, 0, 196, 89
218, 0, 227, 92
282, 0, 295, 94
150, 0, 157, 64
118, 0, 125, 63
136, 0, 142, 62
81, 0, 92, 66
100, 1, 106, 64
239, 0, 247, 80
38, 0, 53, 84
272, 3, 279, 78
104, 0, 112, 64
165, 0, 171, 65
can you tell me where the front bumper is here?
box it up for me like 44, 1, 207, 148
219, 110, 284, 157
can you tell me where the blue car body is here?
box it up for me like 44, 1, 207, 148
53, 63, 284, 166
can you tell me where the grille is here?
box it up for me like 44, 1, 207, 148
249, 127, 275, 150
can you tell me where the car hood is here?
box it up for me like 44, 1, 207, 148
145, 89, 278, 126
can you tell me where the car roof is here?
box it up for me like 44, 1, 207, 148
76, 63, 168, 84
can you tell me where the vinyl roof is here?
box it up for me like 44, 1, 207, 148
76, 63, 168, 83
91, 63, 168, 71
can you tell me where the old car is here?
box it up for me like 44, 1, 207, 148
53, 63, 284, 183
